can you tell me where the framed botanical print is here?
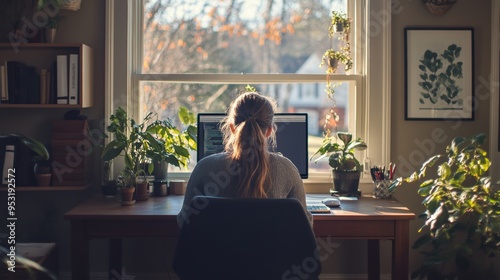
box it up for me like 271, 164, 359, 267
404, 28, 474, 120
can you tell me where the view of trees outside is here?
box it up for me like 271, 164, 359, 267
140, 0, 350, 172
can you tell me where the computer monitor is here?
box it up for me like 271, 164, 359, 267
197, 113, 308, 179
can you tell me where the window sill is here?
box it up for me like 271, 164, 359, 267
168, 171, 375, 196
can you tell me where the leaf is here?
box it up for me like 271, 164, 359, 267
336, 132, 353, 145
178, 106, 195, 125
173, 145, 190, 157
345, 140, 367, 152
101, 140, 126, 161
125, 153, 134, 170
437, 163, 451, 180
413, 234, 432, 249
472, 133, 486, 145
18, 135, 50, 160
418, 180, 434, 196
148, 162, 154, 174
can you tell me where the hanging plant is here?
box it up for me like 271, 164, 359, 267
319, 10, 354, 138
320, 49, 353, 73
329, 11, 351, 36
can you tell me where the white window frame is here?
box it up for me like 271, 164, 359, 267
105, 0, 392, 191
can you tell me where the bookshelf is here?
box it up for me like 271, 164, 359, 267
0, 44, 95, 191
0, 43, 94, 108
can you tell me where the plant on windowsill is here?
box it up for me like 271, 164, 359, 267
146, 106, 197, 181
102, 107, 197, 204
389, 133, 500, 279
310, 132, 367, 196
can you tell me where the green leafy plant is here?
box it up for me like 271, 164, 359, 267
0, 133, 49, 162
102, 107, 197, 188
389, 133, 500, 279
146, 107, 197, 169
329, 11, 350, 36
320, 49, 353, 73
310, 132, 367, 171
418, 44, 463, 105
37, 0, 63, 29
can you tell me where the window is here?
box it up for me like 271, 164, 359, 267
106, 0, 392, 183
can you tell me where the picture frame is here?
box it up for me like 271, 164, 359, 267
404, 27, 474, 120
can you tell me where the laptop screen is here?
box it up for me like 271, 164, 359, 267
197, 113, 308, 179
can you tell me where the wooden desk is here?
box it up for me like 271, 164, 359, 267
64, 195, 415, 280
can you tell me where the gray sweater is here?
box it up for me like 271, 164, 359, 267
177, 152, 313, 227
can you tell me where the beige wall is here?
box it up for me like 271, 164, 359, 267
391, 0, 492, 275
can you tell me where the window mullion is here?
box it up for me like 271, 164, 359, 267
135, 73, 363, 84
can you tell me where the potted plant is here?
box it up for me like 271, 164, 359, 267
102, 106, 197, 203
116, 168, 136, 205
389, 133, 500, 279
37, 0, 63, 43
329, 11, 350, 35
321, 49, 353, 74
102, 107, 153, 203
311, 132, 367, 195
0, 134, 51, 186
146, 106, 197, 180
100, 160, 118, 197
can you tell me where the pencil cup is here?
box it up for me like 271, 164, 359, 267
374, 180, 392, 199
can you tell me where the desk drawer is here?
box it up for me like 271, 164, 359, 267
313, 220, 394, 238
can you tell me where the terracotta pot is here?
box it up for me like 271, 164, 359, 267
36, 173, 52, 186
120, 187, 136, 205
152, 180, 168, 197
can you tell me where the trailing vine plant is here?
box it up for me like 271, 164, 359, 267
321, 10, 352, 137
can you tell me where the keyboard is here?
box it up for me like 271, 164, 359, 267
306, 204, 331, 213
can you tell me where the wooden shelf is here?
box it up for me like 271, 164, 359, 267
0, 184, 92, 191
0, 104, 84, 108
0, 43, 94, 108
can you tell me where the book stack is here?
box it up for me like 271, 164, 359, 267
51, 120, 90, 186
0, 54, 79, 105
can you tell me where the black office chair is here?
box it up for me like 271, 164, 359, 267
173, 196, 321, 280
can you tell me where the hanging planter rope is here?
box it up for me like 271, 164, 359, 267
61, 0, 81, 11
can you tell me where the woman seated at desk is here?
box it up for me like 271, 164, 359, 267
177, 92, 312, 227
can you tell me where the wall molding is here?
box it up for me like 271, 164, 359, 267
490, 0, 500, 181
